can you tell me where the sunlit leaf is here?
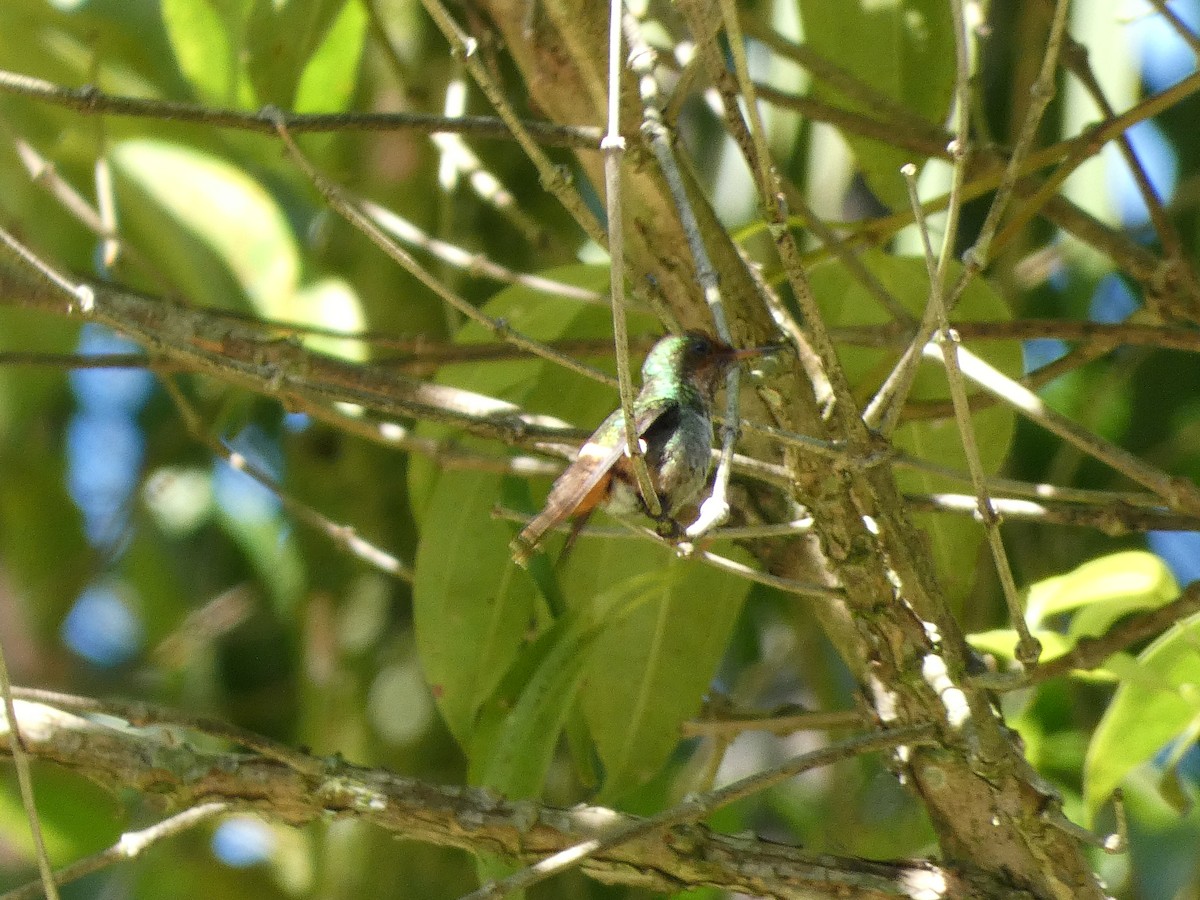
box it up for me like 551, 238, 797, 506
798, 0, 954, 209
112, 139, 300, 316
1022, 550, 1178, 636
246, 0, 355, 109
161, 0, 255, 107
294, 0, 366, 113
566, 542, 752, 801
1084, 611, 1200, 822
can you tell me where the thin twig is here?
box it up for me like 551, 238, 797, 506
162, 379, 413, 580
1146, 0, 1200, 55
361, 200, 605, 304
0, 803, 228, 900
675, 0, 867, 458
905, 491, 1200, 533
974, 584, 1200, 691
265, 109, 615, 388
622, 14, 739, 536
901, 164, 1039, 665
0, 67, 601, 148
949, 0, 1072, 295
0, 661, 58, 900
0, 351, 152, 369
683, 706, 865, 738
416, 0, 607, 245
862, 0, 974, 436
604, 0, 661, 516
926, 342, 1200, 513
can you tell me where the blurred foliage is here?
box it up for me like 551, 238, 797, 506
1, 0, 1200, 898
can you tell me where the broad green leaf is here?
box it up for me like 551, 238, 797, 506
808, 252, 1020, 605
1084, 611, 1200, 822
469, 617, 597, 798
410, 267, 625, 749
294, 0, 367, 113
565, 542, 752, 801
469, 573, 664, 796
112, 139, 300, 316
798, 0, 954, 209
246, 0, 354, 109
413, 468, 537, 746
1021, 550, 1178, 636
162, 0, 255, 107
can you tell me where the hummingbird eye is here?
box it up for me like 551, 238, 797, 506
688, 336, 710, 355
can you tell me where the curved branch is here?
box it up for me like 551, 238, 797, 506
0, 697, 1028, 900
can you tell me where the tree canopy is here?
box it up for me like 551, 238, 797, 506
2, 1, 1200, 898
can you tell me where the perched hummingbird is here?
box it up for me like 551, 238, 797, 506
510, 331, 770, 565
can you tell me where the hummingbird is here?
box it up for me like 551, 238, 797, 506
510, 331, 771, 565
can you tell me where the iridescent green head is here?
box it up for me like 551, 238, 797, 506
640, 331, 765, 401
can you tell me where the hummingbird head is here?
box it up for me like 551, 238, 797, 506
642, 331, 772, 400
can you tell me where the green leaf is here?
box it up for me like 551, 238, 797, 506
798, 0, 954, 209
293, 0, 366, 113
808, 252, 1021, 605
161, 0, 255, 107
246, 0, 354, 109
565, 543, 752, 801
469, 614, 598, 798
112, 139, 300, 316
1084, 611, 1200, 822
468, 572, 667, 797
413, 468, 538, 746
1022, 550, 1178, 635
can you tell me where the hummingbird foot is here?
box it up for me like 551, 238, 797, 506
653, 516, 684, 540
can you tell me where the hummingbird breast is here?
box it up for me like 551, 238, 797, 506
609, 399, 714, 518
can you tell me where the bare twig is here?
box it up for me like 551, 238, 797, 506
416, 0, 607, 245
604, 0, 661, 516
266, 109, 615, 387
927, 342, 1200, 513
361, 200, 605, 304
161, 379, 413, 580
683, 705, 865, 738
975, 584, 1200, 691
0, 803, 228, 900
0, 656, 58, 900
0, 68, 601, 148
623, 14, 739, 536
900, 162, 1039, 665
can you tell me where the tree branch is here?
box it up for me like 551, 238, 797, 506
0, 696, 1031, 899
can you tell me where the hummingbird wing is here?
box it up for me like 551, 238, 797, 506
510, 398, 676, 565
